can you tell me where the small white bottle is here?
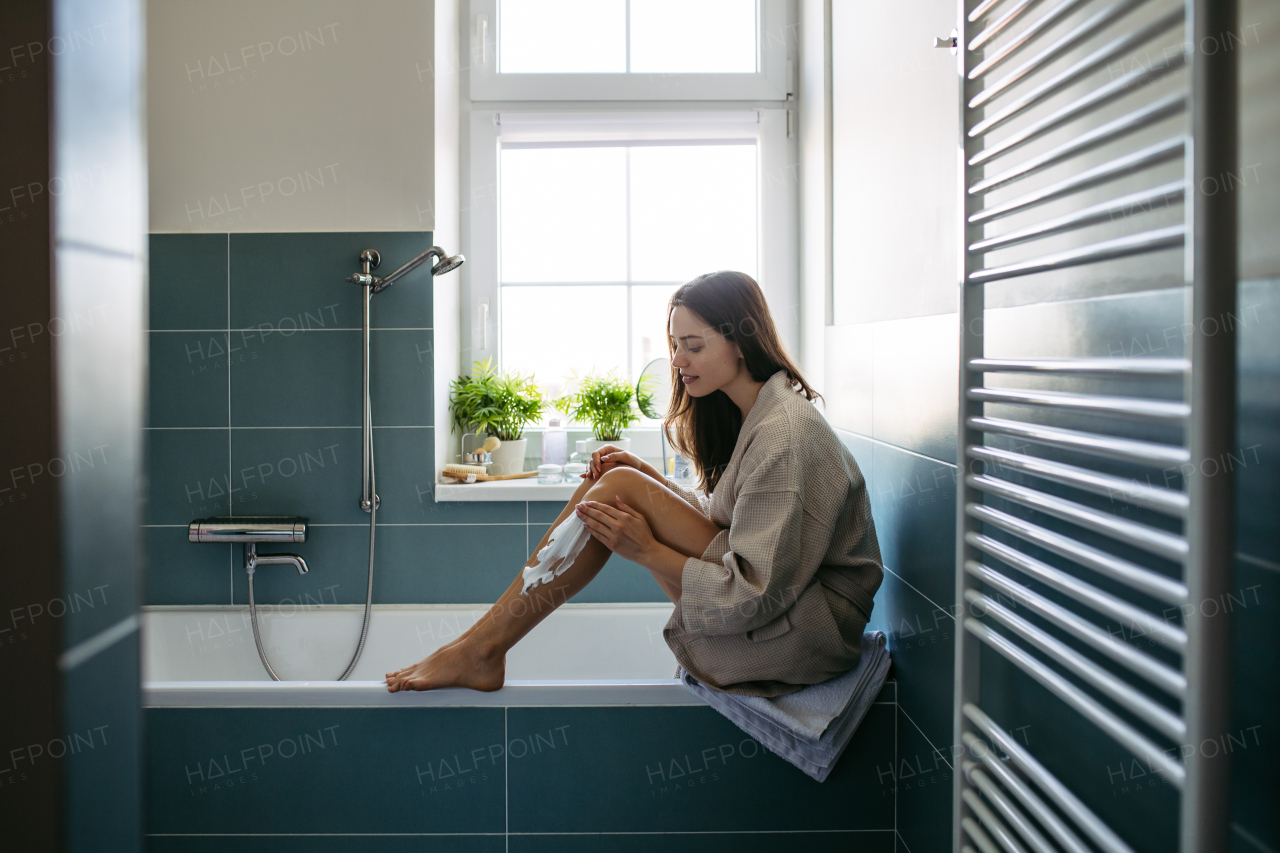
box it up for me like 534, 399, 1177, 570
542, 417, 568, 466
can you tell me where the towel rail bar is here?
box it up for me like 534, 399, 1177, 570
969, 5, 1183, 114
968, 356, 1190, 376
962, 732, 1095, 853
967, 385, 1190, 420
965, 559, 1187, 695
967, 0, 1044, 50
965, 619, 1186, 786
962, 816, 1004, 853
968, 474, 1189, 561
967, 504, 1189, 604
967, 532, 1188, 650
966, 590, 1187, 738
968, 226, 1185, 282
969, 53, 1186, 163
967, 0, 1094, 78
970, 0, 1012, 22
970, 138, 1184, 224
963, 788, 1031, 853
964, 763, 1058, 853
964, 705, 1139, 853
968, 416, 1189, 466
970, 94, 1186, 195
969, 182, 1186, 253
967, 445, 1189, 515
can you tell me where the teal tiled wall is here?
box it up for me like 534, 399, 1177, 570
144, 693, 897, 849
144, 233, 667, 606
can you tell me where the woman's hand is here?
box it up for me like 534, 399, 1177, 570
576, 497, 662, 565
588, 446, 665, 484
588, 446, 642, 478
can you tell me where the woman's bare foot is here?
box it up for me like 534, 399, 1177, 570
385, 637, 506, 693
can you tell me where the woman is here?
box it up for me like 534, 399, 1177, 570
386, 271, 882, 697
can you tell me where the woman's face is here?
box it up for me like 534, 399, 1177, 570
668, 305, 744, 397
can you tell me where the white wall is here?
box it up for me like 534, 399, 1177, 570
433, 0, 462, 470
147, 0, 434, 233
829, 0, 959, 324
798, 0, 830, 393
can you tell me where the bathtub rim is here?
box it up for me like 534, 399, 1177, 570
139, 601, 676, 613
143, 679, 706, 708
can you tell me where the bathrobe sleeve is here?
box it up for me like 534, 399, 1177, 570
676, 450, 831, 637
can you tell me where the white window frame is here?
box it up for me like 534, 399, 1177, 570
464, 109, 800, 376
468, 0, 791, 101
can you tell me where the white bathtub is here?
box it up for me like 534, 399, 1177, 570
141, 603, 702, 707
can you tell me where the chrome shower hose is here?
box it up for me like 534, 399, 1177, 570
246, 399, 378, 682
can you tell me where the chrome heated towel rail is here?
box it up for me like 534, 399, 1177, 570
953, 0, 1236, 851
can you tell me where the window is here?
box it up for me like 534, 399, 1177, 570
460, 4, 799, 430
469, 0, 789, 100
499, 140, 758, 395
498, 0, 756, 74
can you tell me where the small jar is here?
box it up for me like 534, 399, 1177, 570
537, 463, 564, 484
671, 452, 696, 485
563, 462, 588, 482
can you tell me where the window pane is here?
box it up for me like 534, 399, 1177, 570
499, 0, 626, 73
631, 284, 680, 383
629, 144, 757, 282
501, 285, 628, 399
501, 147, 627, 282
630, 0, 756, 73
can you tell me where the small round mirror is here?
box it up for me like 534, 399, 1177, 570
636, 358, 672, 421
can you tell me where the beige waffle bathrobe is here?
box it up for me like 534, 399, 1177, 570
663, 370, 883, 698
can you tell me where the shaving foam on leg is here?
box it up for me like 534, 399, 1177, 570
521, 513, 592, 593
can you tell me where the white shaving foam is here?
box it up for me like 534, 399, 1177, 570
521, 513, 593, 594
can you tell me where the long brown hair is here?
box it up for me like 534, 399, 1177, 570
664, 271, 820, 493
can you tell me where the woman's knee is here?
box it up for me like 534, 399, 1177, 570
588, 466, 651, 503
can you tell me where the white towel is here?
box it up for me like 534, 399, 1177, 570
521, 513, 592, 593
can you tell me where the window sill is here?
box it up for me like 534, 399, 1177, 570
435, 479, 582, 502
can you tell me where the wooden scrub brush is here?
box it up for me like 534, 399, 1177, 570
444, 436, 537, 482
441, 464, 537, 483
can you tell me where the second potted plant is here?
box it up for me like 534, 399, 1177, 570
556, 372, 641, 456
449, 359, 548, 475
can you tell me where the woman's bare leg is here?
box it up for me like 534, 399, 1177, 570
385, 467, 720, 692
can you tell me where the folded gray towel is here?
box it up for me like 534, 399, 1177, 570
679, 631, 891, 782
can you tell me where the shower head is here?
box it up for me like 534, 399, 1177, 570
432, 254, 465, 276
368, 246, 464, 293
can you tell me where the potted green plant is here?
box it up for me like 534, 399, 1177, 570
556, 372, 641, 455
449, 359, 548, 474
